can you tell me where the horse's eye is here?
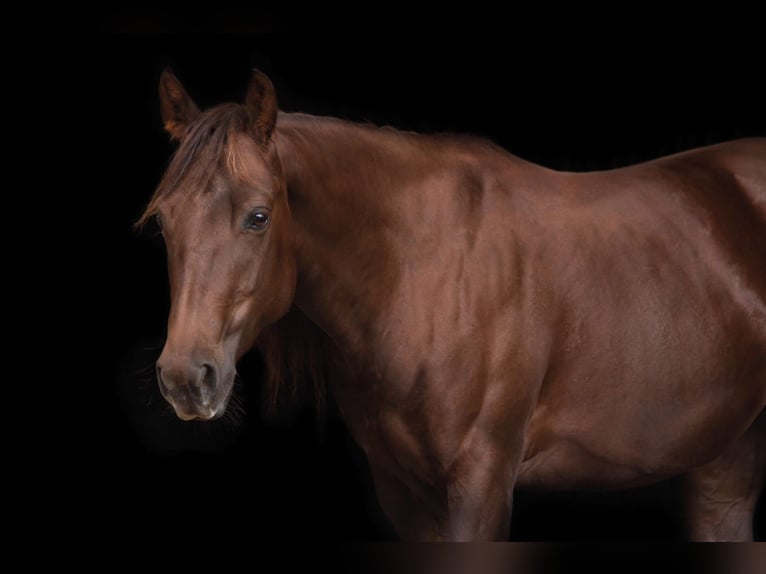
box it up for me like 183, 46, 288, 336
245, 209, 270, 231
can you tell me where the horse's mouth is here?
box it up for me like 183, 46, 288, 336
166, 380, 234, 422
174, 405, 226, 421
158, 364, 237, 422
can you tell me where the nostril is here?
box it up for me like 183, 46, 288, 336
186, 364, 217, 404
156, 365, 170, 396
200, 363, 217, 394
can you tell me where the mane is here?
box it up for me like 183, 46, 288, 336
257, 305, 338, 414
136, 103, 256, 228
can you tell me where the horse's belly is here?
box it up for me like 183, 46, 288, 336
516, 371, 766, 491
516, 429, 679, 490
516, 422, 726, 491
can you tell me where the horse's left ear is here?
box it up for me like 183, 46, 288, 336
245, 69, 278, 144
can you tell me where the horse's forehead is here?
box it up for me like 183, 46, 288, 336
157, 133, 279, 221
228, 134, 283, 190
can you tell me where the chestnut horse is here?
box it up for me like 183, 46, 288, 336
139, 68, 766, 541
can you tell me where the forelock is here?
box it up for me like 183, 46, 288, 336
136, 104, 255, 227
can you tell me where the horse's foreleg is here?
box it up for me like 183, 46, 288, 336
437, 375, 536, 540
442, 442, 516, 541
369, 440, 518, 541
684, 410, 765, 541
368, 462, 454, 540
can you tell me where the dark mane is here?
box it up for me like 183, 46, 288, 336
257, 305, 337, 413
136, 103, 254, 227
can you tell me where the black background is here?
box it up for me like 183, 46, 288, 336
93, 30, 764, 545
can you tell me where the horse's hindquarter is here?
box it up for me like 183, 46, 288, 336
518, 139, 766, 489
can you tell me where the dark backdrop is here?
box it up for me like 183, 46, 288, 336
96, 34, 764, 542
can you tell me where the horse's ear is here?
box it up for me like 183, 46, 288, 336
159, 68, 200, 141
245, 69, 277, 144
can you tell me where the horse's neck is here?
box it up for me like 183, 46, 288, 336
276, 113, 425, 358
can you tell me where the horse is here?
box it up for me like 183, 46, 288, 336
138, 68, 766, 541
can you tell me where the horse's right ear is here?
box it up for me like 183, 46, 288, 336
245, 69, 278, 144
159, 68, 200, 141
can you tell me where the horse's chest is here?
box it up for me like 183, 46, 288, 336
333, 364, 476, 481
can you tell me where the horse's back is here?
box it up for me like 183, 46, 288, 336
651, 137, 766, 215
573, 138, 766, 299
648, 138, 766, 300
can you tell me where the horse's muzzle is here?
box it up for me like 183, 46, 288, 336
156, 357, 226, 421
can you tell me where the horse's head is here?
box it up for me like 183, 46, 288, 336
140, 69, 295, 421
